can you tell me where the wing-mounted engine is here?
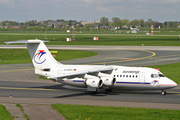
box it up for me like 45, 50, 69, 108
86, 78, 103, 88
101, 76, 116, 86
98, 72, 116, 86
85, 74, 103, 88
84, 74, 103, 93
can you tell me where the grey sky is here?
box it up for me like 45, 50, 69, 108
0, 0, 179, 22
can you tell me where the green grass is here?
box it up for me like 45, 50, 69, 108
0, 49, 32, 64
52, 104, 180, 120
149, 62, 180, 84
0, 105, 13, 120
16, 104, 23, 111
16, 104, 30, 120
23, 113, 30, 120
0, 29, 179, 35
0, 49, 98, 64
38, 76, 50, 80
1, 34, 180, 46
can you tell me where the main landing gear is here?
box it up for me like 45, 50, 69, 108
89, 91, 97, 94
105, 89, 113, 92
161, 90, 166, 95
88, 88, 98, 94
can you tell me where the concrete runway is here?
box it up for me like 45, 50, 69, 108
0, 45, 180, 110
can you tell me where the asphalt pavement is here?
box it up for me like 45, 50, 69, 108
0, 45, 180, 119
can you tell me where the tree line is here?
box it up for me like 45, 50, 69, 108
100, 17, 180, 28
0, 17, 179, 30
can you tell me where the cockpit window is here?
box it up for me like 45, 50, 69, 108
154, 74, 159, 78
151, 74, 154, 78
158, 74, 165, 77
151, 74, 159, 78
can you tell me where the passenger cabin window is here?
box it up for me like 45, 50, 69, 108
154, 74, 159, 78
116, 74, 139, 78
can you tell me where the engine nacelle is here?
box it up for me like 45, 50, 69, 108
86, 78, 103, 88
101, 77, 116, 86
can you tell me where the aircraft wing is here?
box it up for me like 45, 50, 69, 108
50, 66, 114, 81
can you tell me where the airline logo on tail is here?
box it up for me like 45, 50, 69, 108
34, 50, 46, 64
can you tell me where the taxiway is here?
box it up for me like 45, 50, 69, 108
0, 45, 180, 109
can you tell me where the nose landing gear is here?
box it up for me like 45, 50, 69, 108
161, 90, 166, 95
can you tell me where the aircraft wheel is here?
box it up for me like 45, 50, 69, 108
89, 89, 98, 94
161, 91, 166, 95
89, 91, 97, 94
105, 89, 113, 92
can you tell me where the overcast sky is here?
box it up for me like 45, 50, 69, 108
0, 0, 179, 22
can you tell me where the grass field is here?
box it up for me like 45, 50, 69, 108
0, 105, 13, 120
0, 49, 97, 64
16, 104, 29, 120
1, 34, 180, 46
52, 104, 180, 120
0, 30, 179, 35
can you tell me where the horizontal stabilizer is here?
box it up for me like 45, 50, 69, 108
4, 39, 49, 44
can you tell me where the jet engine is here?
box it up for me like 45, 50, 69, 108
101, 77, 116, 86
86, 78, 103, 88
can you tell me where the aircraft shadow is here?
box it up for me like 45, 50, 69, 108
53, 91, 120, 98
29, 84, 174, 96
29, 84, 67, 90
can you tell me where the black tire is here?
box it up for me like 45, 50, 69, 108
161, 91, 166, 95
89, 91, 97, 94
89, 89, 98, 94
105, 89, 113, 92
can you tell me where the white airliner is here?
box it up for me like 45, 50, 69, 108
5, 39, 177, 95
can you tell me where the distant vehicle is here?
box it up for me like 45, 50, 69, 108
5, 39, 177, 95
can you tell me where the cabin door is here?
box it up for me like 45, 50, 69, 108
139, 72, 145, 83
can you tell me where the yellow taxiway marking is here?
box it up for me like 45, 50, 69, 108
148, 54, 180, 59
0, 68, 33, 73
0, 86, 84, 92
0, 50, 179, 71
88, 50, 180, 65
0, 66, 32, 68
0, 87, 57, 91
155, 54, 180, 58
88, 50, 156, 65
0, 87, 179, 95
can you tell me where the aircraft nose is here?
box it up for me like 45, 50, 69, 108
159, 78, 177, 88
169, 80, 177, 87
